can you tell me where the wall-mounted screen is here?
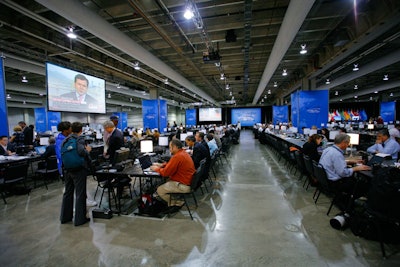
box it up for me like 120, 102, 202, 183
46, 62, 106, 114
231, 108, 261, 127
199, 108, 222, 122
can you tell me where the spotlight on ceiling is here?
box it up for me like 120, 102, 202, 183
183, 5, 194, 19
354, 95, 358, 98
374, 91, 378, 94
354, 85, 358, 90
129, 98, 133, 102
220, 73, 225, 80
225, 84, 230, 90
383, 74, 389, 81
23, 100, 26, 105
273, 82, 278, 87
6, 94, 11, 99
116, 83, 121, 89
107, 93, 111, 99
164, 78, 169, 85
229, 91, 232, 96
133, 61, 140, 70
21, 76, 28, 83
67, 27, 77, 39
267, 89, 271, 95
335, 91, 338, 96
352, 64, 359, 71
282, 69, 288, 76
300, 44, 307, 54
340, 99, 343, 101
369, 96, 373, 101
326, 79, 330, 85
390, 92, 394, 97
264, 95, 267, 99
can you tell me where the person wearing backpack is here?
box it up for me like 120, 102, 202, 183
60, 122, 92, 226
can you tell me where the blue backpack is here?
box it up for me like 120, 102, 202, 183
61, 136, 84, 170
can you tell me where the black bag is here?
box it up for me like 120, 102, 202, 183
92, 208, 113, 219
137, 194, 167, 216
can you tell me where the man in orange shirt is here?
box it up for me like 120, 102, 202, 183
151, 139, 195, 211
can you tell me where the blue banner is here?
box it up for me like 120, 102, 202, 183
47, 111, 61, 131
185, 109, 197, 127
291, 91, 299, 127
0, 58, 8, 136
120, 112, 128, 130
380, 102, 395, 123
35, 107, 47, 133
231, 108, 261, 127
159, 100, 167, 133
142, 100, 158, 130
298, 90, 329, 130
272, 105, 288, 125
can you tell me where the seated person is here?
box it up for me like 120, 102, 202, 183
319, 134, 370, 199
0, 135, 15, 156
205, 133, 218, 155
302, 134, 323, 162
367, 129, 400, 160
151, 139, 196, 211
42, 137, 56, 159
185, 135, 208, 169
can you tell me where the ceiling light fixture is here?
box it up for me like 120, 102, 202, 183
354, 85, 358, 90
21, 76, 28, 83
215, 62, 221, 67
383, 74, 389, 81
340, 99, 343, 101
273, 82, 278, 87
164, 78, 169, 85
374, 91, 378, 94
300, 44, 307, 54
129, 98, 133, 102
370, 96, 373, 101
133, 61, 140, 70
282, 69, 288, 76
264, 95, 267, 99
116, 83, 121, 89
6, 94, 11, 99
390, 92, 393, 97
225, 84, 230, 90
335, 91, 338, 96
352, 64, 359, 71
229, 91, 232, 96
220, 74, 225, 80
183, 5, 194, 20
268, 89, 271, 94
326, 79, 330, 85
66, 27, 77, 39
23, 100, 26, 105
354, 95, 358, 98
261, 98, 264, 103
107, 93, 111, 99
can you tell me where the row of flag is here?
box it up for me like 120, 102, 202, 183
328, 109, 368, 122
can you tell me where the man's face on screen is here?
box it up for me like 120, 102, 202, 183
74, 78, 88, 95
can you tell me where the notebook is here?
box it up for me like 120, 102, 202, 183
35, 146, 46, 155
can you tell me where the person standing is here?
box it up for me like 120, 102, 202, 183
103, 120, 124, 165
55, 121, 72, 177
60, 122, 92, 226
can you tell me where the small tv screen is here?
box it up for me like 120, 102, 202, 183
46, 62, 106, 114
199, 108, 222, 122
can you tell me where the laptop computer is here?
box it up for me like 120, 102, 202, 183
34, 146, 47, 155
138, 155, 153, 172
366, 154, 392, 166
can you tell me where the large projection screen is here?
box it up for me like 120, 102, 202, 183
47, 62, 106, 114
199, 108, 222, 122
231, 108, 261, 127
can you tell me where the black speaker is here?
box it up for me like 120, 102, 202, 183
225, 29, 237, 43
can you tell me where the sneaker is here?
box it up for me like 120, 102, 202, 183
86, 199, 97, 207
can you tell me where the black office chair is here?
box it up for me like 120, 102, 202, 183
0, 160, 30, 204
302, 154, 315, 190
294, 150, 307, 182
34, 155, 59, 190
168, 159, 206, 220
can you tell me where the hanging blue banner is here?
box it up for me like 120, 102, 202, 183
0, 58, 8, 136
186, 109, 197, 127
47, 111, 61, 131
298, 90, 329, 130
120, 112, 128, 130
159, 100, 167, 133
291, 91, 299, 127
142, 100, 158, 130
380, 101, 395, 122
35, 107, 47, 133
272, 105, 288, 125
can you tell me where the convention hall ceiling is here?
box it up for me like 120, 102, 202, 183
1, 0, 399, 110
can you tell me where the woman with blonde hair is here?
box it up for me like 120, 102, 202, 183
10, 125, 25, 147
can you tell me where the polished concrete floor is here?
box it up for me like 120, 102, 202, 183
1, 130, 400, 266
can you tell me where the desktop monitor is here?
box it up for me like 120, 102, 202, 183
309, 129, 318, 136
347, 133, 360, 145
274, 125, 280, 130
303, 128, 310, 135
280, 126, 287, 131
140, 140, 153, 153
158, 136, 169, 147
180, 133, 188, 142
329, 130, 339, 140
35, 146, 46, 155
367, 124, 374, 130
114, 149, 130, 164
186, 131, 193, 136
388, 124, 395, 129
40, 137, 49, 146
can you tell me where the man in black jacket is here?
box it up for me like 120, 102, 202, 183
103, 120, 124, 165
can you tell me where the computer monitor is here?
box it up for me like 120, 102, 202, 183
140, 140, 153, 153
40, 137, 49, 146
180, 133, 188, 142
309, 129, 317, 136
35, 146, 46, 155
114, 149, 129, 164
347, 133, 360, 145
367, 124, 374, 130
158, 136, 169, 147
186, 131, 193, 136
280, 126, 287, 131
303, 128, 310, 135
275, 125, 280, 130
388, 124, 395, 129
329, 130, 339, 140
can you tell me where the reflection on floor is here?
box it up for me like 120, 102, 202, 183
1, 130, 399, 266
